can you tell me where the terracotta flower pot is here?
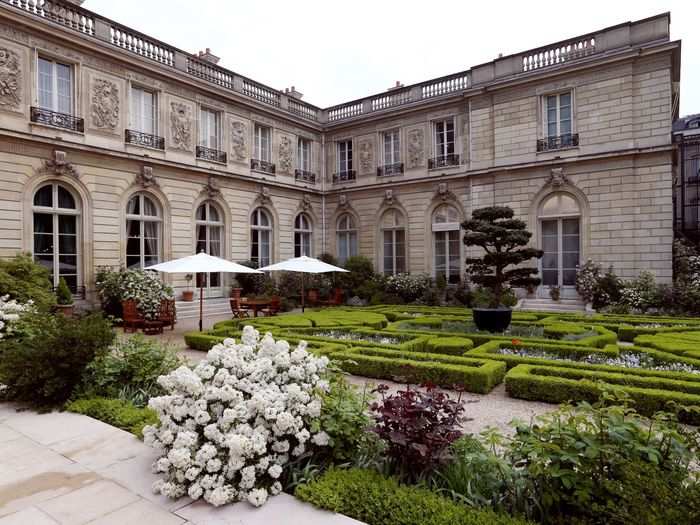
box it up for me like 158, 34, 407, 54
182, 290, 195, 302
55, 303, 74, 317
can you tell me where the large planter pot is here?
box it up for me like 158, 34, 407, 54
182, 290, 194, 302
472, 307, 512, 332
55, 303, 74, 317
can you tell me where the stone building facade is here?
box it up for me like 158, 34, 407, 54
0, 2, 681, 300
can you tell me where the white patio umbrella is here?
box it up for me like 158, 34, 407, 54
146, 252, 262, 331
258, 255, 348, 312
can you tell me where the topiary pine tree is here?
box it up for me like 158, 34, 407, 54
462, 206, 543, 308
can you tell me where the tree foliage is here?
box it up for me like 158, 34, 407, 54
462, 207, 543, 307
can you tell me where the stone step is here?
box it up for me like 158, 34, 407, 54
517, 297, 586, 313
175, 297, 232, 319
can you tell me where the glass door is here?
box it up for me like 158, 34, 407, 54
540, 218, 580, 296
195, 203, 224, 298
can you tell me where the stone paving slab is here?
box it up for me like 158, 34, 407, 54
0, 405, 364, 524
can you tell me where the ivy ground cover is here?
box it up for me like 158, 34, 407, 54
185, 307, 700, 420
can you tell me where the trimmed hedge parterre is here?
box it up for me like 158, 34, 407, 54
184, 306, 700, 415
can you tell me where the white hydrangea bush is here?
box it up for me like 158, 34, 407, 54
144, 326, 330, 507
0, 295, 33, 340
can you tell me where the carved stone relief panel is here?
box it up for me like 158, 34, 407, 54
0, 43, 22, 113
89, 76, 120, 132
229, 118, 248, 163
406, 126, 425, 169
358, 137, 374, 175
277, 133, 294, 174
168, 98, 194, 152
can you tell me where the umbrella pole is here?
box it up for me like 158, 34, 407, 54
199, 281, 204, 332
301, 273, 305, 313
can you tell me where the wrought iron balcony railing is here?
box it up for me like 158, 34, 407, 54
295, 169, 316, 184
428, 154, 460, 169
332, 170, 356, 183
537, 133, 579, 152
196, 145, 227, 163
377, 162, 404, 177
251, 159, 276, 174
125, 129, 165, 150
30, 107, 84, 133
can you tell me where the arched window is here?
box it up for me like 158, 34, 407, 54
380, 209, 406, 275
538, 193, 581, 288
251, 207, 272, 267
196, 201, 224, 290
126, 193, 161, 269
336, 213, 357, 264
432, 204, 461, 283
294, 213, 312, 257
33, 182, 80, 292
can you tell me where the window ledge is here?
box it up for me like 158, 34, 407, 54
30, 121, 85, 136
536, 146, 579, 155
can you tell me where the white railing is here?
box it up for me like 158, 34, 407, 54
288, 98, 318, 121
187, 57, 234, 89
327, 101, 363, 122
110, 24, 175, 67
523, 37, 596, 72
421, 72, 470, 99
242, 79, 281, 107
371, 89, 412, 111
4, 0, 93, 35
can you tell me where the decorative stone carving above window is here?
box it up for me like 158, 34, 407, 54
407, 128, 425, 168
91, 78, 119, 130
383, 189, 395, 206
202, 176, 221, 198
258, 185, 271, 205
230, 120, 247, 162
338, 194, 349, 209
38, 150, 79, 178
434, 182, 457, 203
300, 194, 312, 212
358, 139, 373, 175
547, 167, 569, 188
169, 101, 193, 151
0, 46, 21, 111
135, 165, 157, 188
278, 134, 293, 174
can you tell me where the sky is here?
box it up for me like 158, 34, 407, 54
86, 0, 698, 115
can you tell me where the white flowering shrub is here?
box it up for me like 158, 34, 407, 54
97, 269, 173, 320
0, 294, 33, 340
575, 259, 602, 303
144, 326, 330, 507
385, 273, 431, 302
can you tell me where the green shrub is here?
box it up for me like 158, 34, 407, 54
468, 340, 620, 369
78, 335, 182, 407
331, 347, 505, 393
0, 253, 55, 310
296, 468, 532, 525
95, 268, 173, 320
184, 331, 227, 351
0, 312, 115, 407
505, 364, 700, 424
426, 336, 474, 355
66, 397, 158, 438
55, 277, 73, 305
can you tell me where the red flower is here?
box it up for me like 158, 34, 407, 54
511, 339, 522, 345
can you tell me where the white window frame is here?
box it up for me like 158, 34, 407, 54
433, 118, 455, 159
336, 213, 358, 264
130, 85, 158, 135
250, 207, 272, 267
431, 204, 461, 283
125, 193, 162, 270
254, 124, 271, 162
297, 137, 311, 172
337, 140, 353, 173
37, 56, 74, 114
543, 91, 573, 138
382, 129, 401, 165
199, 107, 221, 150
380, 209, 407, 275
195, 201, 224, 289
294, 213, 313, 257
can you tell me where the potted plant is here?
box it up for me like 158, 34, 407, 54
55, 277, 74, 317
229, 278, 242, 300
182, 273, 194, 302
549, 285, 561, 301
463, 206, 543, 332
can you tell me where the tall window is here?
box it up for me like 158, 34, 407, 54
539, 193, 581, 288
33, 182, 80, 292
294, 213, 312, 257
251, 207, 272, 267
432, 204, 461, 283
199, 108, 220, 149
38, 57, 73, 114
433, 119, 455, 159
298, 138, 311, 172
337, 140, 353, 173
545, 92, 572, 138
383, 129, 400, 165
336, 213, 358, 265
126, 193, 161, 269
380, 209, 406, 275
254, 124, 271, 162
130, 86, 157, 134
196, 202, 223, 289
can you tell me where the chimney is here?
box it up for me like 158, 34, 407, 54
197, 48, 220, 65
388, 81, 404, 91
284, 86, 304, 99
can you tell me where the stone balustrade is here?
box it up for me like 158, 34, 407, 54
1, 0, 671, 126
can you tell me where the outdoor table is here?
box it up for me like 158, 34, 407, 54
142, 320, 164, 335
240, 298, 270, 317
